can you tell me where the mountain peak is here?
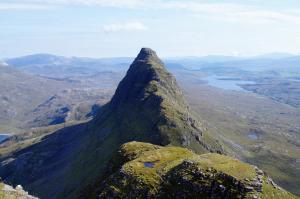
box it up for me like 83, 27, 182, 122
132, 47, 164, 70
135, 47, 159, 61
106, 48, 223, 153
110, 46, 176, 107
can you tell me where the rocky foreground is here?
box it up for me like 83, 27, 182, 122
0, 182, 38, 199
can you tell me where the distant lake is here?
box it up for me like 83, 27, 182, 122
0, 134, 10, 143
202, 76, 255, 91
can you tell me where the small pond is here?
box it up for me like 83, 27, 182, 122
144, 162, 155, 168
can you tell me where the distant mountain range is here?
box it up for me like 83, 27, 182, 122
4, 52, 300, 79
5, 54, 133, 78
252, 52, 298, 59
167, 54, 300, 73
0, 63, 115, 133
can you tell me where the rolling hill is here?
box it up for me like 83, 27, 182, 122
0, 64, 74, 132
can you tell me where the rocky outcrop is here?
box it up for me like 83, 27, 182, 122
97, 142, 297, 199
0, 182, 38, 199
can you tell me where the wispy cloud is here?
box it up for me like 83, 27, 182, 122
223, 10, 300, 24
23, 0, 151, 8
2, 0, 300, 24
103, 22, 147, 33
0, 3, 49, 10
162, 2, 300, 24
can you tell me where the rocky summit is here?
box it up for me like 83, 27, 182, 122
97, 142, 297, 199
98, 47, 224, 153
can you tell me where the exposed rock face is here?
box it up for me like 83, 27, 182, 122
96, 142, 297, 199
96, 48, 223, 153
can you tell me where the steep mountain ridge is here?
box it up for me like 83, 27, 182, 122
62, 48, 224, 197
0, 48, 223, 198
103, 48, 223, 152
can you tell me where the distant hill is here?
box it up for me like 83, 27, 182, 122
26, 88, 111, 127
183, 56, 300, 73
0, 64, 114, 132
165, 54, 300, 74
0, 64, 74, 132
166, 55, 242, 65
7, 53, 300, 79
5, 54, 133, 78
253, 52, 296, 60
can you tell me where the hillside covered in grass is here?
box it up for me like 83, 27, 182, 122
93, 141, 297, 199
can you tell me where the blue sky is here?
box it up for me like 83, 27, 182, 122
1, 0, 300, 58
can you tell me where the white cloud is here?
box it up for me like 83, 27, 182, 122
2, 0, 300, 24
0, 3, 49, 10
162, 2, 300, 24
25, 0, 152, 8
103, 22, 147, 33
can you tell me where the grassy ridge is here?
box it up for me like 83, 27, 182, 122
97, 142, 298, 199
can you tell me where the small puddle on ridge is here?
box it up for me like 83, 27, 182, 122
144, 162, 155, 168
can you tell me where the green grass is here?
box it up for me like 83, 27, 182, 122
195, 153, 256, 180
260, 177, 297, 199
99, 142, 299, 198
182, 81, 300, 195
123, 145, 195, 185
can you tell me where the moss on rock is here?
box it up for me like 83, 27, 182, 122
98, 142, 298, 199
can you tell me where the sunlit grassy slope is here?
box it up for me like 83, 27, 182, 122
97, 142, 297, 199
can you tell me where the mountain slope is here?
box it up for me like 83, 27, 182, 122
0, 64, 73, 132
101, 48, 223, 152
0, 48, 223, 199
96, 142, 297, 199
6, 54, 132, 78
